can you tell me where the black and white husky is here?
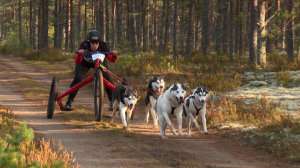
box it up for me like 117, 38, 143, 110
155, 81, 187, 139
144, 75, 165, 128
183, 84, 209, 138
111, 85, 139, 130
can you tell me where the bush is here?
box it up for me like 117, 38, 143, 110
0, 109, 78, 168
0, 32, 30, 56
17, 48, 74, 63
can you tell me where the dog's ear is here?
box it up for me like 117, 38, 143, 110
173, 81, 177, 85
204, 84, 207, 90
124, 90, 128, 95
197, 84, 200, 88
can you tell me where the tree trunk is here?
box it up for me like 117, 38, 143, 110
152, 0, 157, 50
274, 0, 280, 49
30, 0, 32, 47
286, 0, 294, 61
163, 0, 171, 53
111, 0, 116, 48
2, 4, 5, 39
239, 0, 243, 55
195, 16, 201, 50
257, 0, 266, 66
19, 0, 22, 40
185, 0, 195, 57
266, 1, 273, 53
105, 0, 110, 46
249, 0, 257, 65
70, 0, 75, 52
202, 0, 210, 56
116, 0, 122, 44
215, 0, 222, 56
222, 0, 229, 55
129, 0, 137, 53
158, 0, 167, 53
59, 0, 63, 49
234, 0, 239, 54
229, 0, 234, 60
100, 0, 104, 40
179, 1, 186, 55
38, 1, 42, 50
76, 0, 81, 47
32, 0, 36, 50
84, 0, 87, 33
40, 0, 48, 49
54, 0, 59, 48
142, 0, 147, 52
135, 0, 141, 50
173, 0, 178, 58
65, 0, 69, 50
281, 1, 286, 51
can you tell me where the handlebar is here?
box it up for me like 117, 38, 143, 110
75, 51, 113, 55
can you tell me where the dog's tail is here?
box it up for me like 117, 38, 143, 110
122, 77, 130, 85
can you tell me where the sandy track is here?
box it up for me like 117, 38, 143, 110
0, 54, 295, 168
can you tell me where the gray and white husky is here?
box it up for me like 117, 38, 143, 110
183, 84, 209, 138
156, 81, 187, 139
144, 75, 165, 128
111, 85, 139, 130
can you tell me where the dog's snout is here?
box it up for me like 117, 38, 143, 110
201, 100, 204, 102
130, 103, 133, 106
180, 96, 183, 100
160, 86, 163, 88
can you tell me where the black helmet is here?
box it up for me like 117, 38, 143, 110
87, 30, 101, 42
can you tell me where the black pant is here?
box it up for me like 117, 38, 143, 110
67, 60, 114, 103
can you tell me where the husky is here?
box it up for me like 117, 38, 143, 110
183, 84, 209, 138
155, 81, 187, 139
111, 85, 139, 130
144, 75, 165, 128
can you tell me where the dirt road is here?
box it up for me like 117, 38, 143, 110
0, 54, 295, 168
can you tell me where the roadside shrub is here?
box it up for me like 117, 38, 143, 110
243, 115, 300, 162
204, 95, 280, 127
0, 109, 78, 168
268, 53, 300, 72
0, 32, 30, 56
17, 47, 74, 63
109, 52, 244, 93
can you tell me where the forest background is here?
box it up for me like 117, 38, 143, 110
0, 0, 298, 65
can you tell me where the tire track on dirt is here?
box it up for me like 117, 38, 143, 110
0, 54, 295, 168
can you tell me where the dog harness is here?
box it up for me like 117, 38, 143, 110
184, 96, 202, 117
168, 97, 181, 115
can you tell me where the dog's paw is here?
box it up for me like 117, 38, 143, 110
153, 124, 159, 129
178, 131, 183, 136
144, 118, 149, 123
187, 134, 191, 138
161, 136, 168, 139
204, 131, 209, 134
126, 128, 132, 131
170, 127, 176, 135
